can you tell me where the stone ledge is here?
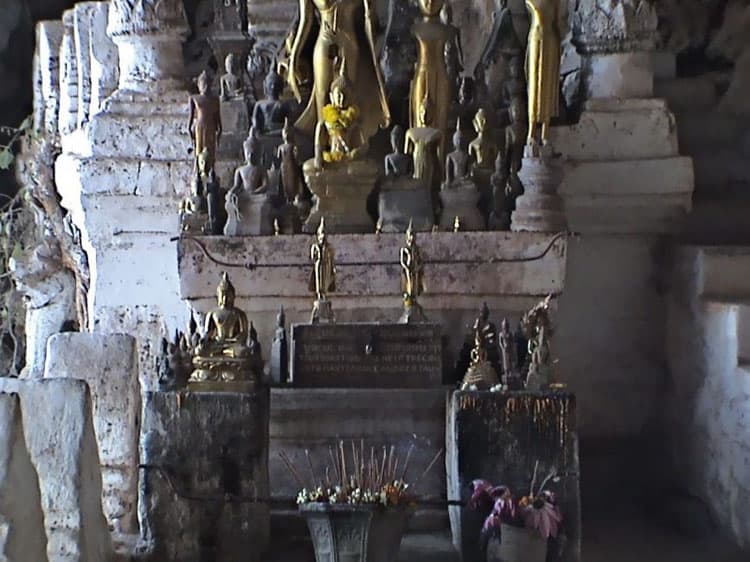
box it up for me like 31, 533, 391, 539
177, 232, 567, 300
690, 246, 750, 302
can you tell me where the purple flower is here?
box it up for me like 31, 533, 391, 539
522, 497, 562, 539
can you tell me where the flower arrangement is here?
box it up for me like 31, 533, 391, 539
471, 461, 563, 543
281, 441, 443, 509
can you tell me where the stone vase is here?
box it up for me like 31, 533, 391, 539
300, 503, 413, 562
486, 525, 548, 562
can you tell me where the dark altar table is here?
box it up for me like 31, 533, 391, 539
447, 390, 580, 562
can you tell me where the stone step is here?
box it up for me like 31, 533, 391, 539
695, 245, 750, 301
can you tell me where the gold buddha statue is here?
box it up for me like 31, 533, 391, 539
190, 273, 260, 389
309, 217, 336, 323
314, 62, 365, 167
525, 0, 561, 145
287, 0, 390, 141
399, 220, 427, 323
460, 318, 500, 390
469, 108, 498, 170
410, 0, 454, 158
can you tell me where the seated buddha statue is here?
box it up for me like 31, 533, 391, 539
190, 273, 259, 387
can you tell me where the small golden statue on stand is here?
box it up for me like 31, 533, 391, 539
189, 273, 262, 392
460, 318, 500, 391
525, 0, 561, 147
309, 218, 336, 323
399, 220, 427, 324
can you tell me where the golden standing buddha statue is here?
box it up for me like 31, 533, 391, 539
190, 273, 260, 389
525, 0, 561, 145
410, 0, 454, 157
404, 99, 442, 192
399, 220, 427, 323
287, 0, 390, 141
309, 218, 336, 323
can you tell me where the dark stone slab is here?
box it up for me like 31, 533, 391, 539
446, 391, 580, 562
290, 323, 442, 388
139, 389, 270, 562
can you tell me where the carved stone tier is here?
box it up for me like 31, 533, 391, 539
107, 0, 190, 96
140, 389, 270, 561
247, 0, 298, 45
572, 0, 659, 100
302, 159, 379, 234
550, 99, 694, 234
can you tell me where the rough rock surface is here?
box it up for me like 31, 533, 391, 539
139, 389, 270, 562
44, 332, 141, 534
0, 378, 112, 561
0, 392, 48, 562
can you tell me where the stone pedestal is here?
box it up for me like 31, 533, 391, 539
511, 147, 567, 233
447, 391, 580, 562
303, 159, 378, 234
224, 190, 273, 236
0, 393, 48, 562
378, 177, 435, 233
139, 389, 270, 561
44, 333, 141, 534
219, 97, 251, 157
439, 181, 484, 231
0, 379, 113, 562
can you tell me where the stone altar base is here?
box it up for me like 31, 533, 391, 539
378, 177, 435, 233
446, 391, 580, 562
439, 181, 485, 231
270, 388, 448, 531
219, 97, 251, 158
512, 147, 567, 233
224, 191, 273, 236
139, 389, 270, 562
303, 159, 378, 233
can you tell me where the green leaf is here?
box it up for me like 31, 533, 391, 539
0, 148, 13, 170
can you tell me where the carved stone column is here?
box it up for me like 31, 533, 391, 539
107, 0, 189, 95
73, 3, 96, 128
58, 10, 78, 135
37, 21, 64, 137
572, 0, 658, 99
55, 0, 194, 394
88, 2, 119, 117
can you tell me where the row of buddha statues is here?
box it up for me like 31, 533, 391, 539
181, 0, 561, 235
159, 218, 555, 392
158, 218, 428, 388
458, 297, 555, 392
